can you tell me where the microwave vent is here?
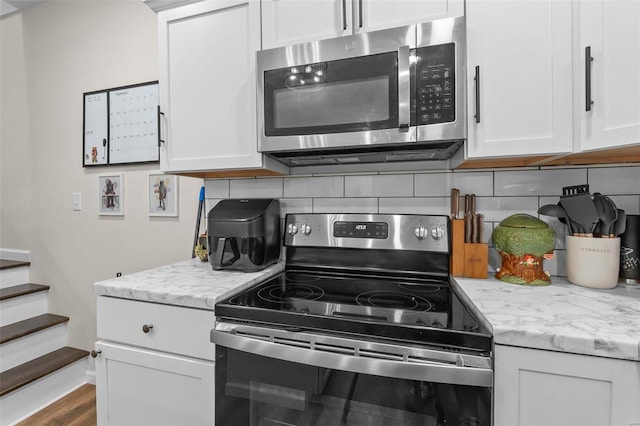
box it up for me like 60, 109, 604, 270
269, 140, 463, 168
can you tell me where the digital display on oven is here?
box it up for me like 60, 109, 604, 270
333, 221, 388, 239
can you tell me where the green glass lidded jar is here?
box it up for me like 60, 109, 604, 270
492, 214, 556, 285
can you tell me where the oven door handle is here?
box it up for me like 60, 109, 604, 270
211, 329, 492, 388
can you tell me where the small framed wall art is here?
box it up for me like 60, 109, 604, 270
148, 173, 178, 217
98, 174, 124, 216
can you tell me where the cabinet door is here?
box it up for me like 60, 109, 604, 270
466, 0, 573, 158
494, 345, 640, 426
158, 0, 263, 172
95, 341, 215, 426
261, 0, 352, 49
355, 0, 463, 33
579, 0, 640, 151
261, 0, 464, 49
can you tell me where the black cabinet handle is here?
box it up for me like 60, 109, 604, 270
142, 324, 154, 334
585, 46, 593, 111
474, 66, 481, 123
342, 0, 347, 30
157, 106, 165, 146
359, 0, 363, 28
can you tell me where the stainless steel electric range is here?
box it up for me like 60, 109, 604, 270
212, 213, 493, 426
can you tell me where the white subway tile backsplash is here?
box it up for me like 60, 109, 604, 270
280, 198, 313, 215
476, 197, 539, 222
229, 178, 283, 198
589, 166, 640, 195
415, 171, 494, 196
313, 198, 378, 213
204, 180, 229, 199
379, 197, 449, 215
284, 176, 344, 198
345, 174, 413, 197
203, 163, 639, 278
494, 168, 588, 196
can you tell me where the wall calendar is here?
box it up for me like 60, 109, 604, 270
83, 81, 160, 166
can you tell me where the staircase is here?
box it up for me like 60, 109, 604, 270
0, 251, 89, 425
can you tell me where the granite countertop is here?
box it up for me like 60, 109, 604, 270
453, 276, 640, 362
94, 259, 640, 361
94, 258, 285, 310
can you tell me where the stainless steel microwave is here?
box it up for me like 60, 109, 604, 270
256, 16, 466, 167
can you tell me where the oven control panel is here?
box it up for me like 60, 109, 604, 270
285, 213, 449, 252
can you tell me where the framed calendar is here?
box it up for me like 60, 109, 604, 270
83, 81, 160, 166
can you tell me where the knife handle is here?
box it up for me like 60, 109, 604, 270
475, 214, 484, 243
470, 194, 476, 215
451, 188, 459, 219
465, 214, 473, 243
464, 194, 471, 216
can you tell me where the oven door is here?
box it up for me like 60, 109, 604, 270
212, 322, 492, 426
257, 25, 416, 152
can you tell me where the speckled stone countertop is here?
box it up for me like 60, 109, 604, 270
452, 277, 640, 361
95, 259, 640, 361
94, 258, 285, 310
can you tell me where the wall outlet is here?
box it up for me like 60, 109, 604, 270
72, 192, 82, 211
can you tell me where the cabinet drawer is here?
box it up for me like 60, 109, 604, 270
97, 296, 215, 361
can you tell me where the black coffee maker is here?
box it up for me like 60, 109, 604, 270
207, 199, 281, 272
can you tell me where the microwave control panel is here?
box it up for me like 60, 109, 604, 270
415, 43, 456, 125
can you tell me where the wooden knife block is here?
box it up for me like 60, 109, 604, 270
450, 219, 465, 276
450, 219, 488, 279
463, 243, 488, 279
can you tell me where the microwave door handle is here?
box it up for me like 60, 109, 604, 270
398, 45, 410, 130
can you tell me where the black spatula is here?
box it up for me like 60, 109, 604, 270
559, 185, 599, 237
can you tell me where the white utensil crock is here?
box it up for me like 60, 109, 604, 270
566, 236, 620, 289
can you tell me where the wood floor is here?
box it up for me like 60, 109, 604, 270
17, 383, 96, 426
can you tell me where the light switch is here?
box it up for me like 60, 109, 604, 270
73, 192, 82, 211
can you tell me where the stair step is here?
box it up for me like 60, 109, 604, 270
0, 314, 69, 345
0, 346, 89, 396
0, 283, 49, 301
0, 259, 31, 270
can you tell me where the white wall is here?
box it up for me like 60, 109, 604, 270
0, 2, 203, 351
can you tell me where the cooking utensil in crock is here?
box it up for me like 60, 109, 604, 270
613, 209, 626, 237
559, 193, 599, 237
538, 204, 572, 234
592, 193, 618, 238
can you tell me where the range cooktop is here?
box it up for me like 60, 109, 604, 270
215, 213, 492, 354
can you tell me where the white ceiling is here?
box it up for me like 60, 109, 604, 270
0, 0, 45, 17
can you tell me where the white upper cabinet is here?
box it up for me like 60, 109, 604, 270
158, 0, 287, 174
465, 0, 574, 159
578, 0, 640, 152
261, 0, 463, 50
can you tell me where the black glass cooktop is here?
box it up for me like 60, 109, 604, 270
215, 270, 492, 353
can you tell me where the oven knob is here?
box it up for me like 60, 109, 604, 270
431, 226, 444, 240
287, 223, 299, 235
414, 226, 428, 240
301, 224, 312, 235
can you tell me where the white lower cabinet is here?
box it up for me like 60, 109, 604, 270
95, 341, 214, 426
494, 344, 640, 426
94, 296, 216, 426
